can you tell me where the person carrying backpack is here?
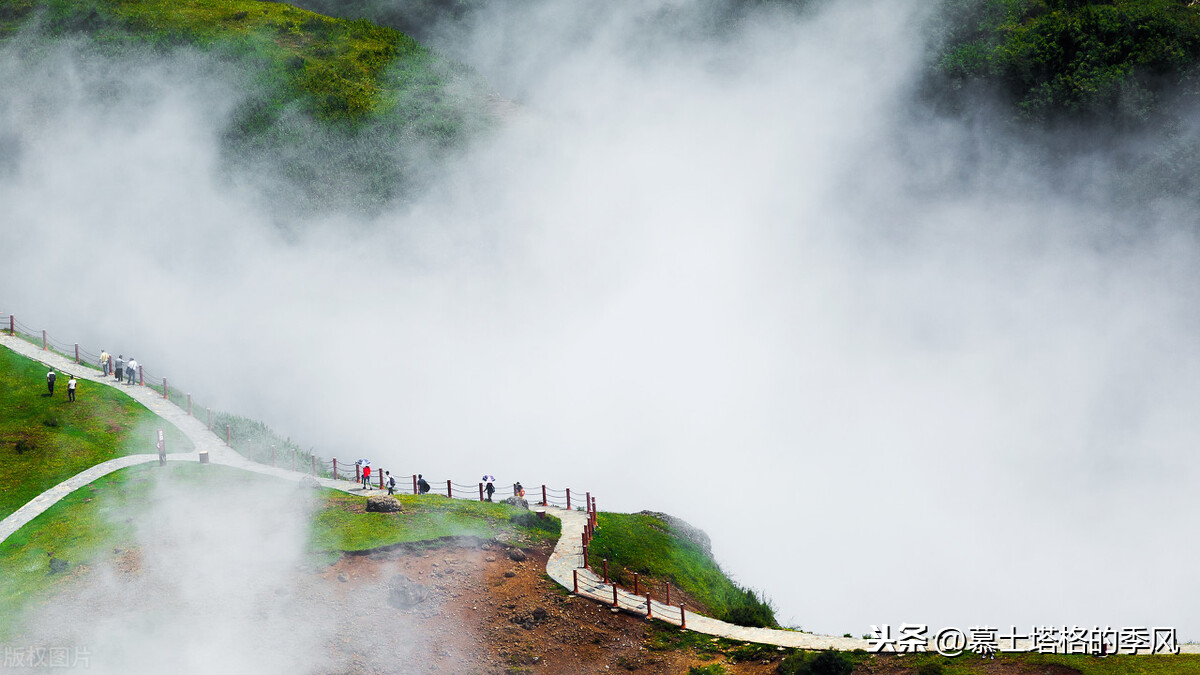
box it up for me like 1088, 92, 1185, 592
417, 474, 430, 494
386, 471, 396, 495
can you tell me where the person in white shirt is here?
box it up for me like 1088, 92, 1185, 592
68, 376, 77, 402
126, 358, 137, 385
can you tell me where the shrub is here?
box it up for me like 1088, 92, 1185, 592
776, 651, 853, 675
720, 588, 777, 628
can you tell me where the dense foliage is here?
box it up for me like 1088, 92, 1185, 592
933, 0, 1200, 124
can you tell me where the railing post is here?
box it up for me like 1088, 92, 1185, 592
541, 484, 547, 506
412, 475, 418, 495
634, 572, 639, 596
680, 605, 686, 629
41, 329, 46, 350
478, 483, 484, 501
583, 545, 588, 568
226, 424, 231, 447
612, 584, 618, 607
573, 569, 579, 594
646, 594, 652, 618
602, 559, 608, 584
379, 471, 383, 489
566, 488, 571, 510
446, 480, 452, 498
586, 492, 591, 516
74, 344, 79, 364
138, 365, 143, 386
163, 378, 168, 399
8, 315, 12, 335
665, 582, 671, 605
335, 458, 340, 480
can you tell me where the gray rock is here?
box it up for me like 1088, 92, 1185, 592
298, 475, 321, 490
387, 575, 429, 609
508, 548, 528, 563
637, 510, 713, 560
503, 497, 529, 509
366, 495, 403, 513
47, 558, 68, 575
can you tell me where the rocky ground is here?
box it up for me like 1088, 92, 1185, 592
317, 540, 781, 674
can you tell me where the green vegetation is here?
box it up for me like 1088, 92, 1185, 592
0, 0, 493, 213
207, 410, 326, 472
0, 462, 254, 639
309, 490, 561, 552
3, 0, 470, 126
0, 345, 193, 521
777, 650, 855, 675
587, 511, 778, 628
933, 0, 1200, 123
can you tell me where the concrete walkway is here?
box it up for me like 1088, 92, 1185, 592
3, 334, 1193, 654
545, 505, 873, 649
0, 333, 361, 546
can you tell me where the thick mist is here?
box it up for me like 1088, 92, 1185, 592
4, 0, 1200, 639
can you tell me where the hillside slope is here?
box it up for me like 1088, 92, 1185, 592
0, 0, 495, 213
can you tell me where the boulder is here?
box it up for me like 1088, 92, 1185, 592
387, 575, 428, 609
298, 475, 321, 490
504, 497, 529, 509
508, 548, 528, 563
47, 558, 68, 575
366, 495, 403, 513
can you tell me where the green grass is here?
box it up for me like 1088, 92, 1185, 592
0, 461, 303, 639
1, 0, 493, 213
0, 345, 193, 521
0, 461, 283, 637
5, 0, 489, 131
587, 512, 777, 628
309, 491, 561, 552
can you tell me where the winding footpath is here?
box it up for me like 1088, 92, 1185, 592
4, 334, 1190, 654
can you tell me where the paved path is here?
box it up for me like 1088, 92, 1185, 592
4, 334, 1194, 654
0, 334, 362, 546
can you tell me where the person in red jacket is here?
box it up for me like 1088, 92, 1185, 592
362, 465, 371, 490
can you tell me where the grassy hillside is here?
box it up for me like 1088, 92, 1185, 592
0, 345, 193, 521
0, 0, 493, 213
587, 512, 778, 629
0, 462, 168, 638
932, 0, 1200, 124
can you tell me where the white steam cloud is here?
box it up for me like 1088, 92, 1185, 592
4, 0, 1200, 640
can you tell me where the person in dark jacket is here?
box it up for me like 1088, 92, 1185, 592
417, 474, 431, 494
46, 370, 56, 396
